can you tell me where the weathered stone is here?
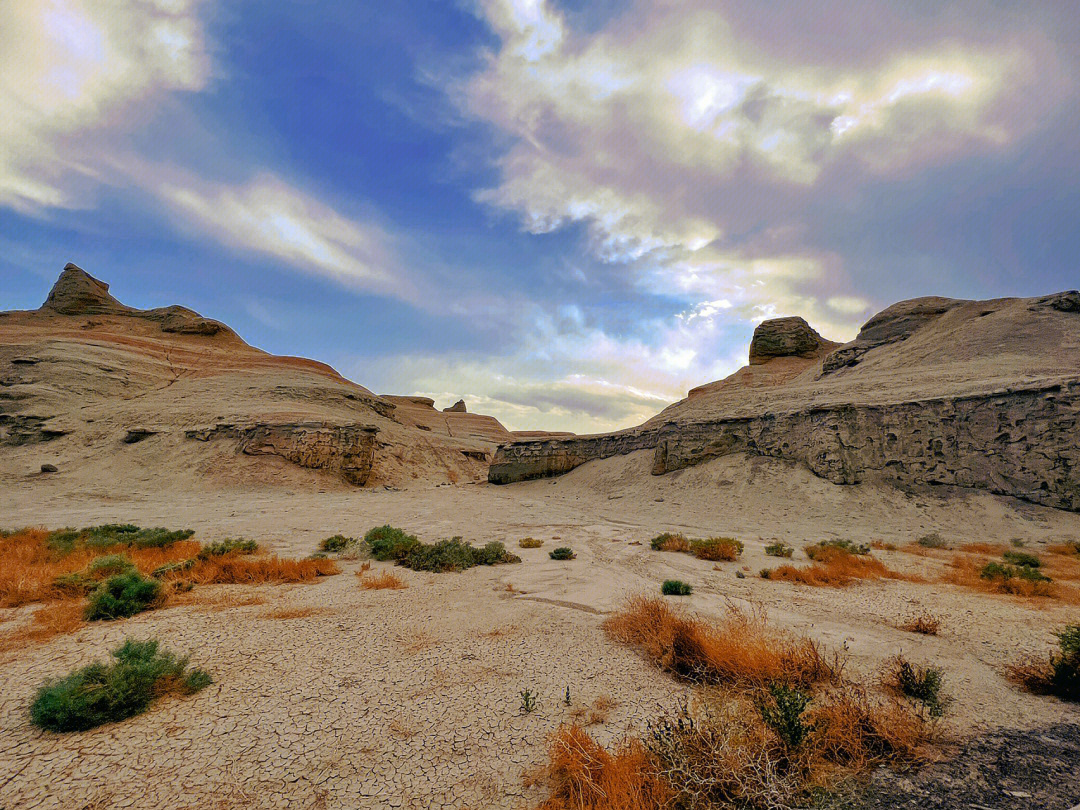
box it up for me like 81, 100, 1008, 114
443, 399, 467, 413
0, 415, 68, 446
487, 432, 657, 484
40, 463, 58, 473
41, 264, 133, 316
123, 429, 157, 444
186, 422, 379, 485
748, 317, 835, 365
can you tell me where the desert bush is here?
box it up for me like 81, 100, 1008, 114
764, 542, 794, 558
900, 613, 941, 636
603, 597, 835, 689
886, 657, 948, 717
29, 639, 210, 732
519, 537, 544, 549
916, 533, 949, 549
980, 561, 1050, 584
87, 554, 136, 577
757, 683, 812, 749
550, 547, 576, 561
358, 571, 407, 590
661, 579, 693, 596
650, 532, 690, 553
765, 546, 900, 587
1002, 550, 1042, 569
691, 537, 743, 562
198, 538, 258, 558
395, 538, 520, 572
1009, 625, 1080, 702
805, 539, 870, 559
1048, 541, 1080, 556
365, 525, 421, 561
48, 525, 196, 554
320, 535, 353, 553
85, 572, 161, 621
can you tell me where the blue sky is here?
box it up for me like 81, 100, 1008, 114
2, 1, 1078, 432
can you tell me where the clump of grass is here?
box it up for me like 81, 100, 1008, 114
603, 597, 836, 689
198, 538, 258, 558
84, 572, 161, 621
661, 579, 692, 596
900, 613, 941, 636
550, 547, 576, 561
1048, 540, 1080, 556
886, 657, 949, 717
1002, 550, 1042, 569
1008, 625, 1080, 702
980, 561, 1050, 584
519, 537, 544, 549
87, 554, 136, 577
320, 535, 353, 553
764, 545, 903, 588
394, 538, 520, 572
916, 532, 949, 549
358, 570, 407, 590
48, 525, 196, 554
365, 525, 420, 561
29, 639, 210, 732
690, 537, 743, 562
650, 532, 690, 552
764, 542, 794, 558
805, 539, 870, 559
179, 555, 339, 584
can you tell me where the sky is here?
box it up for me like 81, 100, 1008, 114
1, 1, 1078, 433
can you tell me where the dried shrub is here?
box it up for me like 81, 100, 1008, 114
532, 724, 669, 810
519, 538, 544, 549
359, 571, 408, 590
1047, 541, 1080, 556
691, 538, 743, 562
650, 533, 690, 553
900, 613, 941, 636
870, 540, 897, 551
764, 546, 904, 588
804, 685, 928, 771
0, 602, 85, 652
182, 555, 339, 584
603, 597, 836, 690
916, 533, 949, 549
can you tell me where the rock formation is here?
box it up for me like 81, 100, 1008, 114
491, 295, 1080, 512
444, 399, 467, 413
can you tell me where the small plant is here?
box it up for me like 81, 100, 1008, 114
735, 570, 746, 579
900, 613, 941, 636
549, 547, 575, 560
1002, 550, 1041, 569
690, 537, 743, 561
198, 538, 258, 558
916, 532, 949, 549
84, 572, 161, 621
764, 542, 794, 558
805, 539, 870, 559
320, 535, 353, 553
365, 525, 420, 561
29, 638, 210, 732
661, 579, 693, 596
760, 568, 773, 579
980, 561, 1050, 584
358, 571, 407, 590
650, 532, 690, 552
889, 657, 948, 717
1010, 625, 1080, 702
520, 689, 537, 713
564, 685, 572, 706
519, 537, 544, 549
757, 683, 812, 748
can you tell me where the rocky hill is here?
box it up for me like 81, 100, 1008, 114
490, 293, 1080, 512
0, 264, 524, 489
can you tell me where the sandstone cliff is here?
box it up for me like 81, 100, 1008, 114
490, 293, 1080, 512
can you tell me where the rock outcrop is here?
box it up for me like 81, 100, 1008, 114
749, 317, 837, 365
443, 399, 467, 413
490, 292, 1080, 512
42, 264, 133, 316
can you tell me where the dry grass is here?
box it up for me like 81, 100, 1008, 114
763, 546, 911, 588
939, 556, 1080, 603
691, 538, 741, 562
603, 596, 836, 690
530, 724, 669, 810
262, 607, 333, 620
519, 537, 544, 549
655, 535, 691, 553
900, 613, 941, 635
1048, 542, 1080, 557
180, 555, 339, 585
359, 571, 408, 590
0, 601, 85, 652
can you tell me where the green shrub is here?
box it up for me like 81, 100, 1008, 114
518, 537, 544, 549
47, 525, 194, 555
198, 538, 258, 558
1050, 626, 1080, 701
764, 542, 794, 558
85, 572, 161, 621
661, 579, 692, 596
757, 683, 812, 748
980, 561, 1050, 584
320, 535, 354, 553
29, 639, 210, 732
892, 659, 948, 717
1002, 550, 1041, 569
88, 555, 136, 577
397, 538, 521, 573
805, 539, 869, 559
365, 525, 420, 561
916, 532, 949, 549
549, 547, 576, 561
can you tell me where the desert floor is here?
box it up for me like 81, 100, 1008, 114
3, 451, 1080, 809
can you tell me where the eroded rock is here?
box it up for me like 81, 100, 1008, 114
748, 317, 835, 365
41, 264, 133, 316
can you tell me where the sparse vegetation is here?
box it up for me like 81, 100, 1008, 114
765, 541, 794, 558
1048, 540, 1080, 556
198, 538, 258, 558
358, 570, 407, 590
650, 532, 689, 552
661, 579, 692, 596
549, 547, 576, 561
916, 532, 949, 549
1009, 625, 1080, 702
690, 537, 743, 561
30, 639, 210, 732
84, 572, 161, 620
520, 688, 537, 713
886, 657, 949, 717
805, 539, 870, 558
763, 544, 905, 588
1002, 550, 1042, 569
362, 526, 519, 572
900, 613, 941, 636
519, 537, 544, 549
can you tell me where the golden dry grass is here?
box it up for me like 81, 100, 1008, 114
900, 613, 941, 635
181, 555, 339, 585
656, 535, 691, 553
603, 596, 836, 689
358, 571, 408, 590
939, 556, 1080, 603
691, 538, 741, 562
262, 607, 334, 620
764, 547, 912, 588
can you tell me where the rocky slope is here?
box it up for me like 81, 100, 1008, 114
0, 264, 521, 488
490, 292, 1080, 512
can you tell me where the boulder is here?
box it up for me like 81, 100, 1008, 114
40, 463, 58, 473
748, 317, 833, 365
443, 399, 467, 413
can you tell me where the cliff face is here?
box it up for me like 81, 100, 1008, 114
490, 292, 1080, 512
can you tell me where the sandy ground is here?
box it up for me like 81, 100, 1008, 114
3, 451, 1080, 808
